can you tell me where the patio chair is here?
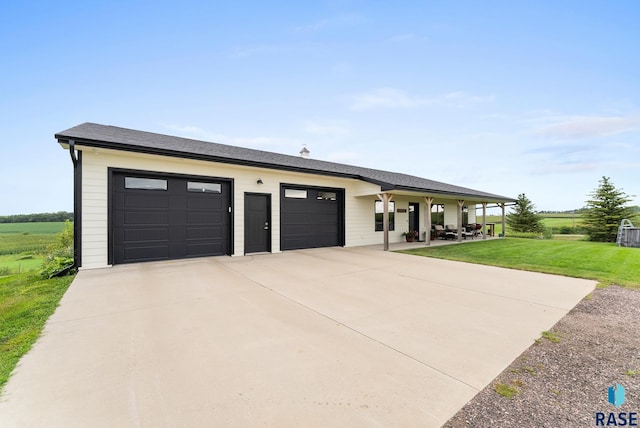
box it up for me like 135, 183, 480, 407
433, 225, 447, 240
444, 225, 457, 240
462, 225, 475, 240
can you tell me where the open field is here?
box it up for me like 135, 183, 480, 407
482, 213, 583, 236
401, 238, 640, 288
0, 222, 68, 235
0, 222, 67, 273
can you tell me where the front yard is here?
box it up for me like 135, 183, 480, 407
401, 238, 640, 288
0, 273, 74, 392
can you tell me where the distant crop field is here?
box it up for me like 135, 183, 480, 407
483, 214, 584, 235
0, 223, 68, 273
0, 222, 67, 235
542, 216, 583, 228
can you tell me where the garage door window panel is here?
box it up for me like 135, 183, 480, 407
285, 189, 308, 199
187, 182, 221, 193
125, 177, 167, 190
317, 192, 337, 200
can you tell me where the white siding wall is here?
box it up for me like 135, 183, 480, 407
444, 201, 482, 226
443, 202, 459, 228
79, 147, 413, 269
442, 202, 479, 228
468, 206, 477, 224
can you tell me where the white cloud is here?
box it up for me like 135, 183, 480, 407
349, 88, 494, 110
160, 124, 300, 150
439, 91, 495, 108
530, 162, 600, 175
302, 119, 350, 136
529, 158, 640, 175
350, 88, 429, 110
532, 115, 640, 139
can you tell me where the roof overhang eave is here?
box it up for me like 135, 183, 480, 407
384, 185, 516, 203
56, 135, 365, 181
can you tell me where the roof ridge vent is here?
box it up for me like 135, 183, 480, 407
299, 145, 310, 158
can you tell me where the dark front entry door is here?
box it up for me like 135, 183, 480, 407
409, 202, 420, 239
245, 193, 271, 253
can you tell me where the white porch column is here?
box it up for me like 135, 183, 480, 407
424, 197, 433, 246
482, 201, 487, 240
378, 193, 393, 251
500, 202, 506, 238
457, 200, 464, 242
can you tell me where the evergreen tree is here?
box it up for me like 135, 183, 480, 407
583, 176, 633, 242
506, 193, 544, 233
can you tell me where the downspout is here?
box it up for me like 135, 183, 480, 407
69, 139, 78, 167
68, 140, 82, 269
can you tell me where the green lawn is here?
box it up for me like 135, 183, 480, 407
0, 221, 75, 393
401, 238, 640, 288
0, 272, 75, 392
0, 254, 43, 275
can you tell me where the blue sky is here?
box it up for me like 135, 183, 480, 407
1, 1, 639, 215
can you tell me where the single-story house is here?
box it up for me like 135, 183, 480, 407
56, 123, 515, 269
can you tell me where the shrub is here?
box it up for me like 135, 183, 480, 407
39, 221, 75, 278
507, 227, 552, 240
559, 226, 574, 234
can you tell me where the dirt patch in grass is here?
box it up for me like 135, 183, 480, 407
444, 285, 640, 427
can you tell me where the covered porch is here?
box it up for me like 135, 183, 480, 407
373, 234, 502, 253
367, 189, 514, 252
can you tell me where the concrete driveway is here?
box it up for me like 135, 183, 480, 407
0, 247, 595, 427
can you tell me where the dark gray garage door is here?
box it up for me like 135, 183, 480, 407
280, 186, 344, 250
112, 172, 230, 264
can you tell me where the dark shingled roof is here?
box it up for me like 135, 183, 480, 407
56, 122, 514, 202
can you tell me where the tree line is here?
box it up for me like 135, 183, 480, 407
0, 211, 73, 223
508, 177, 637, 242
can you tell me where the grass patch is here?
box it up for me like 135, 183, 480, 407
495, 382, 519, 399
0, 272, 74, 392
552, 234, 586, 241
541, 331, 561, 343
400, 238, 640, 288
624, 370, 640, 376
0, 254, 43, 275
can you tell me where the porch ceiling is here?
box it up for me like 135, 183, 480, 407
355, 189, 510, 205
